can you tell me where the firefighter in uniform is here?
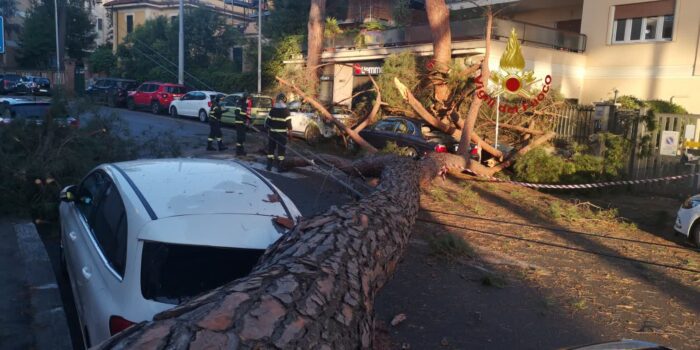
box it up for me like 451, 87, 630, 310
207, 96, 227, 151
265, 93, 292, 172
234, 93, 252, 155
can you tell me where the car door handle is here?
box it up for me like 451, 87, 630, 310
68, 231, 77, 241
81, 267, 92, 280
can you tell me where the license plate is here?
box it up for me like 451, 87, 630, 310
39, 89, 47, 92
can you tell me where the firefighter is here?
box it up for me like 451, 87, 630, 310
207, 95, 227, 151
265, 93, 292, 172
234, 93, 252, 155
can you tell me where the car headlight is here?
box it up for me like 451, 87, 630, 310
681, 197, 700, 209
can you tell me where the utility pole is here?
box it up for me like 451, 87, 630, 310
178, 0, 184, 85
257, 0, 262, 93
53, 0, 60, 84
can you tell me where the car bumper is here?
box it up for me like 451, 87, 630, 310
674, 208, 696, 238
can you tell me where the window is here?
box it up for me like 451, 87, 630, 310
141, 242, 264, 304
612, 0, 674, 43
126, 14, 134, 34
373, 120, 397, 132
137, 84, 148, 92
224, 95, 239, 106
90, 183, 128, 277
77, 171, 111, 225
181, 93, 192, 101
147, 84, 159, 93
97, 18, 103, 31
253, 97, 272, 108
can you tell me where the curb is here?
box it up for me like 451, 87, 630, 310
13, 221, 72, 350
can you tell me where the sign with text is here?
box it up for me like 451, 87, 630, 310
660, 130, 680, 156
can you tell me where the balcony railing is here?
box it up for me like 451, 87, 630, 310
331, 17, 587, 53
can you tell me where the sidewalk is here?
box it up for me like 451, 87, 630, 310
0, 218, 72, 350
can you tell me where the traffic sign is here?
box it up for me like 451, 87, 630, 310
0, 16, 5, 54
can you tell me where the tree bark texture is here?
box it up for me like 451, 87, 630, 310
425, 0, 452, 104
458, 9, 493, 157
276, 76, 379, 154
306, 0, 327, 94
97, 154, 467, 350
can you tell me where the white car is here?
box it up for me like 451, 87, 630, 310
168, 90, 224, 122
58, 158, 301, 347
674, 195, 700, 246
288, 102, 355, 144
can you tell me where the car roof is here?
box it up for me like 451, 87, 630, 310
0, 97, 41, 105
111, 158, 291, 220
188, 90, 222, 95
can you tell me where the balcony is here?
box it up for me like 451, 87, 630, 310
331, 17, 587, 53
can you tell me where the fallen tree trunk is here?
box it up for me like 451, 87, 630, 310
98, 154, 467, 349
482, 131, 556, 176
276, 76, 379, 154
482, 119, 545, 135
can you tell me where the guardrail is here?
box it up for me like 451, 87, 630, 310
332, 17, 586, 53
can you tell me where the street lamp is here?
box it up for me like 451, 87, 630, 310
54, 0, 60, 84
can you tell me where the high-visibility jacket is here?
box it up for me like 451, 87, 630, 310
265, 106, 291, 133
234, 98, 251, 124
209, 104, 224, 120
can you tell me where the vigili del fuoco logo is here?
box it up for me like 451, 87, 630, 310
475, 29, 552, 114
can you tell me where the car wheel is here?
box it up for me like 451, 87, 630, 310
198, 109, 208, 123
304, 125, 321, 145
127, 98, 135, 110
170, 106, 178, 118
691, 222, 700, 247
151, 101, 161, 114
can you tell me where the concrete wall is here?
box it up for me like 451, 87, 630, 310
580, 0, 700, 112
509, 5, 583, 29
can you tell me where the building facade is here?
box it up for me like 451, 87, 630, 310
103, 0, 254, 52
316, 0, 700, 113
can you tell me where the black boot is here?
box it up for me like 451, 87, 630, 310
236, 145, 246, 156
218, 141, 228, 151
206, 141, 215, 151
275, 159, 287, 173
266, 157, 273, 171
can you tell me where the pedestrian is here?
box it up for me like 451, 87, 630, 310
265, 93, 292, 172
234, 93, 252, 155
207, 95, 228, 151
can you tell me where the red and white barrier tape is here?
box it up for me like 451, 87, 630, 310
462, 170, 700, 190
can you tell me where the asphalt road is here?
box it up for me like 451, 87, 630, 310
39, 104, 356, 349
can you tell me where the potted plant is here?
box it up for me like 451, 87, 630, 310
324, 17, 343, 52
354, 20, 385, 49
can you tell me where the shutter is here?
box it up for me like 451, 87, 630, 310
614, 0, 675, 20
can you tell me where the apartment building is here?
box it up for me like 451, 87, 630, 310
318, 0, 700, 113
103, 0, 255, 52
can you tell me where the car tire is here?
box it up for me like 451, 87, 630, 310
198, 109, 208, 123
304, 125, 321, 145
127, 98, 135, 110
151, 101, 161, 114
691, 222, 700, 247
170, 106, 178, 118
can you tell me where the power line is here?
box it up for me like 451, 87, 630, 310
131, 39, 216, 91
417, 217, 700, 274
422, 209, 699, 252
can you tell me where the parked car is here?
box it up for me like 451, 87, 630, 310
15, 76, 51, 96
219, 93, 273, 127
126, 82, 187, 114
86, 78, 138, 107
0, 74, 22, 94
674, 195, 700, 246
58, 158, 302, 347
287, 101, 322, 144
353, 117, 474, 158
0, 99, 78, 127
168, 90, 225, 122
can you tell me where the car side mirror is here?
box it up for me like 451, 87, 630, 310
60, 185, 77, 202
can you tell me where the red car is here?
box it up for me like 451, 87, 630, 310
126, 82, 187, 114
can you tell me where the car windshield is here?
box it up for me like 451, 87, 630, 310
140, 241, 264, 304
254, 97, 272, 108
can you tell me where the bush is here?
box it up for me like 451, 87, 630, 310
377, 52, 420, 112
646, 99, 688, 114
514, 148, 565, 183
0, 96, 180, 221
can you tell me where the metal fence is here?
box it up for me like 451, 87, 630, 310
552, 104, 594, 144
